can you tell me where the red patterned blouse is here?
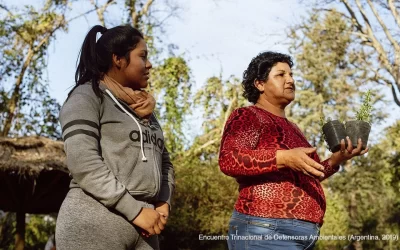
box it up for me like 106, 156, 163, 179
219, 106, 339, 225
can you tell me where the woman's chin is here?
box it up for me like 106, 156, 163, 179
136, 80, 149, 89
286, 93, 295, 101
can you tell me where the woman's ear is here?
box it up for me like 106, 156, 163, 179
254, 79, 265, 92
112, 54, 122, 70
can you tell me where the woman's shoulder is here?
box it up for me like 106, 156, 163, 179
234, 105, 266, 117
68, 83, 101, 98
232, 105, 257, 115
61, 83, 104, 114
63, 83, 105, 106
228, 106, 261, 123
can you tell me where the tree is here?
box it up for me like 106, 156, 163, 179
160, 75, 248, 250
287, 9, 399, 250
315, 122, 400, 250
304, 0, 400, 106
88, 0, 191, 154
0, 213, 57, 250
287, 9, 387, 151
0, 0, 69, 138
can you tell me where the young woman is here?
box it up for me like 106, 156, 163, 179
56, 25, 174, 250
219, 51, 368, 250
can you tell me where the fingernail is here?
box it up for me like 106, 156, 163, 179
346, 136, 349, 139
321, 174, 325, 178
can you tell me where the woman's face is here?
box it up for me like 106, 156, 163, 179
257, 62, 295, 106
118, 39, 152, 89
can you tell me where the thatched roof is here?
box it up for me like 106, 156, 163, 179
0, 136, 68, 177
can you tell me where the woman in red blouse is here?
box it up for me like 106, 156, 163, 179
219, 51, 368, 250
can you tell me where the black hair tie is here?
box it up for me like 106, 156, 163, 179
100, 27, 107, 34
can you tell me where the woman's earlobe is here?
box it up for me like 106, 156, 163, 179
254, 79, 264, 92
112, 54, 122, 69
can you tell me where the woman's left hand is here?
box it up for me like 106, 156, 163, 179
330, 136, 369, 167
155, 201, 169, 226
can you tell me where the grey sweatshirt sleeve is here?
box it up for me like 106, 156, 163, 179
157, 147, 175, 209
60, 90, 145, 221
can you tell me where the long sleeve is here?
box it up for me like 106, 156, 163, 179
157, 147, 175, 209
60, 92, 145, 221
219, 108, 279, 177
320, 159, 340, 181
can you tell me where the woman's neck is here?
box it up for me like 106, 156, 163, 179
255, 99, 286, 118
105, 70, 126, 88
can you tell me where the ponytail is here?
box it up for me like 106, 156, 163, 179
69, 24, 143, 99
71, 25, 107, 99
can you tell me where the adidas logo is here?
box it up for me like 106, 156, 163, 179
129, 130, 164, 150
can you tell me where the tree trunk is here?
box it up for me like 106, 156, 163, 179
1, 48, 34, 137
349, 192, 363, 250
14, 212, 25, 250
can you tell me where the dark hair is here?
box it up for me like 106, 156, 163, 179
70, 25, 144, 98
242, 51, 293, 104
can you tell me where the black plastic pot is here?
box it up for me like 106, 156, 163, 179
345, 120, 371, 150
322, 120, 347, 153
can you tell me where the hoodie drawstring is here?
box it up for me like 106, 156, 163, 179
105, 89, 147, 162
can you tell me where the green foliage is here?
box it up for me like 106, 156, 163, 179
161, 76, 247, 249
319, 115, 325, 128
0, 213, 56, 250
288, 7, 398, 250
315, 121, 400, 250
163, 157, 236, 250
0, 212, 14, 250
150, 56, 192, 153
311, 0, 400, 106
190, 75, 247, 158
319, 115, 327, 142
0, 1, 67, 138
315, 192, 349, 250
355, 89, 373, 123
90, 1, 192, 155
1, 1, 399, 250
287, 9, 386, 151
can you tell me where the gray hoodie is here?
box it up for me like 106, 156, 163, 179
60, 83, 174, 221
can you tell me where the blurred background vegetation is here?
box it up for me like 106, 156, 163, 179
1, 0, 399, 249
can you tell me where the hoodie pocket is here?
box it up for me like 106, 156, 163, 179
118, 145, 160, 198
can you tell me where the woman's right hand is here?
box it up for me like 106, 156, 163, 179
277, 148, 325, 179
132, 207, 163, 236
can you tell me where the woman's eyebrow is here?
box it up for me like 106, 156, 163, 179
275, 70, 293, 75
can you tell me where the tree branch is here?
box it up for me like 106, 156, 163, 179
388, 0, 400, 29
222, 96, 237, 136
89, 0, 115, 26
314, 7, 353, 20
353, 0, 393, 72
194, 138, 219, 153
130, 0, 154, 28
129, 0, 138, 28
0, 4, 13, 16
141, 0, 154, 17
391, 82, 400, 106
1, 47, 34, 136
340, 0, 365, 33
366, 0, 400, 52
